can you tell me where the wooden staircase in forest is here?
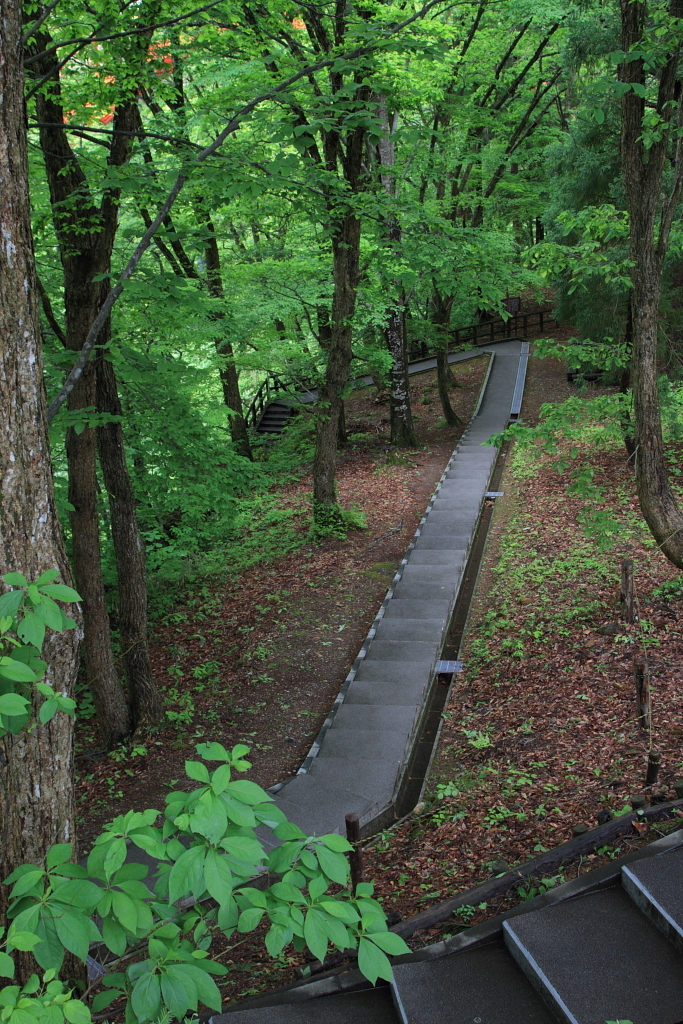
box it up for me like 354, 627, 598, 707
244, 307, 552, 440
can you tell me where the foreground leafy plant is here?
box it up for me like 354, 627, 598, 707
0, 571, 79, 736
2, 743, 409, 1022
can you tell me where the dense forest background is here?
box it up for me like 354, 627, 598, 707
23, 0, 683, 749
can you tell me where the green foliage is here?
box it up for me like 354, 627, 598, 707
1, 743, 409, 1018
311, 503, 368, 541
0, 573, 79, 737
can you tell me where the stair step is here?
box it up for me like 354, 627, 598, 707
503, 885, 683, 1024
392, 940, 554, 1024
622, 845, 683, 954
213, 985, 398, 1022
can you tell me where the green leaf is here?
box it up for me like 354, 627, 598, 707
0, 953, 15, 979
303, 909, 328, 962
34, 571, 59, 586
0, 591, 24, 619
46, 844, 73, 869
308, 874, 327, 900
168, 845, 206, 904
228, 780, 270, 805
2, 574, 27, 587
184, 760, 210, 784
9, 869, 44, 898
320, 834, 353, 852
62, 999, 90, 1024
38, 585, 80, 603
237, 907, 265, 933
175, 965, 221, 1010
112, 890, 139, 934
367, 931, 410, 955
131, 971, 161, 1023
264, 922, 292, 957
196, 741, 230, 761
33, 598, 63, 632
209, 764, 231, 794
91, 990, 122, 1013
315, 845, 349, 885
357, 936, 393, 985
0, 692, 31, 715
160, 968, 195, 1020
39, 700, 60, 724
6, 931, 41, 952
101, 916, 127, 957
273, 821, 306, 842
16, 613, 45, 651
33, 919, 64, 972
220, 835, 264, 864
204, 850, 233, 906
318, 900, 359, 923
53, 910, 90, 961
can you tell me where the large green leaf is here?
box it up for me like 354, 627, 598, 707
173, 964, 221, 1011
53, 909, 91, 961
112, 890, 139, 934
17, 613, 45, 651
101, 916, 127, 956
357, 936, 393, 985
184, 760, 210, 784
38, 585, 81, 603
367, 931, 410, 956
0, 952, 15, 979
0, 591, 24, 619
161, 967, 195, 1019
131, 971, 161, 1023
62, 999, 90, 1024
0, 692, 31, 715
315, 845, 349, 885
203, 849, 233, 906
303, 908, 328, 962
168, 845, 206, 904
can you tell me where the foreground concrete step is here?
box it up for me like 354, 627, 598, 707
406, 549, 466, 566
331, 704, 418, 733
373, 616, 446, 641
343, 678, 431, 706
362, 640, 437, 664
392, 941, 554, 1024
308, 755, 402, 806
390, 580, 456, 602
354, 658, 432, 684
504, 886, 683, 1024
395, 564, 463, 585
271, 774, 375, 837
381, 598, 450, 619
215, 986, 398, 1022
410, 535, 471, 550
317, 727, 410, 762
622, 846, 683, 953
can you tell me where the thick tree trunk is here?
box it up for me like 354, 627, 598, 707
0, 0, 80, 942
313, 212, 361, 513
620, 0, 683, 568
96, 352, 163, 730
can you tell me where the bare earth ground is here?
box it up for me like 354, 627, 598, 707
75, 354, 489, 842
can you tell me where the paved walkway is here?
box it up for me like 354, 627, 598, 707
259, 339, 528, 848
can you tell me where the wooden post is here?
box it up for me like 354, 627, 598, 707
634, 654, 651, 732
345, 813, 365, 893
621, 559, 635, 623
645, 750, 661, 787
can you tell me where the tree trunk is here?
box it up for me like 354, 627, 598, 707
432, 293, 461, 427
620, 0, 683, 568
376, 98, 417, 447
386, 306, 417, 445
66, 363, 132, 747
313, 211, 361, 515
96, 352, 163, 731
0, 0, 80, 944
196, 210, 253, 460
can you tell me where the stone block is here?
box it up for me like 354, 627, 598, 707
210, 987, 398, 1023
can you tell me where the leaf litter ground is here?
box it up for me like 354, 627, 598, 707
76, 344, 683, 1006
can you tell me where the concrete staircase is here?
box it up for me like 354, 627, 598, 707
257, 340, 529, 852
216, 830, 683, 1023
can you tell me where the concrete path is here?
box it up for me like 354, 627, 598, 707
259, 339, 528, 848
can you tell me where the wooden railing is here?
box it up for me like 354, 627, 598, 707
408, 307, 554, 361
245, 308, 554, 428
244, 371, 317, 431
